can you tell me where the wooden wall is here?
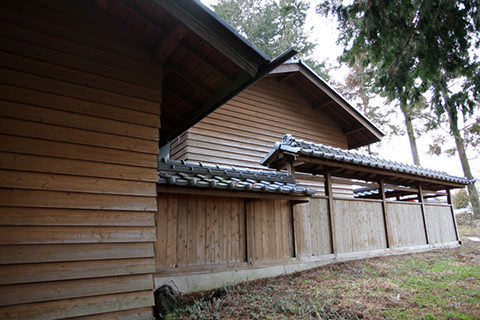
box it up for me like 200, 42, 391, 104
156, 195, 294, 273
246, 199, 295, 262
171, 77, 347, 164
156, 195, 246, 269
424, 204, 457, 243
333, 199, 387, 253
0, 0, 161, 318
293, 198, 332, 257
385, 202, 427, 247
171, 77, 352, 195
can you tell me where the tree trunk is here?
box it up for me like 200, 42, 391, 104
401, 107, 421, 166
446, 111, 480, 219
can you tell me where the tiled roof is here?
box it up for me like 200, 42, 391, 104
353, 187, 393, 198
261, 134, 474, 185
158, 158, 316, 196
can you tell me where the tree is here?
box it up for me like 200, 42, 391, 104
338, 56, 400, 155
454, 189, 470, 209
212, 0, 330, 77
319, 0, 480, 218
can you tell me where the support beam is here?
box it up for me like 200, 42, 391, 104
154, 24, 188, 64
344, 126, 365, 136
378, 179, 390, 248
418, 185, 430, 245
279, 72, 297, 83
165, 65, 215, 98
447, 189, 461, 243
324, 169, 336, 254
152, 0, 260, 76
179, 43, 235, 82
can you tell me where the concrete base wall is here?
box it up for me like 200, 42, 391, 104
155, 241, 460, 293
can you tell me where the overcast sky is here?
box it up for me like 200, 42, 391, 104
200, 0, 479, 182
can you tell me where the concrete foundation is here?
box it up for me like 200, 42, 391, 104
155, 241, 460, 293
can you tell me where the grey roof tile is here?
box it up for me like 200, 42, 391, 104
261, 134, 475, 185
158, 158, 316, 196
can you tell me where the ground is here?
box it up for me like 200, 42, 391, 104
167, 215, 480, 320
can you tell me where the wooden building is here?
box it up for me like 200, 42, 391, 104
170, 61, 384, 193
0, 0, 295, 318
0, 1, 473, 318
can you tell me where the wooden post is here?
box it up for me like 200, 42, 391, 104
245, 199, 254, 264
446, 189, 461, 243
324, 170, 336, 254
378, 179, 390, 248
286, 160, 294, 176
290, 201, 298, 259
418, 184, 430, 245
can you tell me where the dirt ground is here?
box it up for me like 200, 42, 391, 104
167, 215, 480, 320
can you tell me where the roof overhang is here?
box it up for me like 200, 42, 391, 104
262, 135, 474, 191
94, 0, 296, 144
268, 61, 384, 149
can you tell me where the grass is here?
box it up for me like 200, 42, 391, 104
167, 216, 480, 319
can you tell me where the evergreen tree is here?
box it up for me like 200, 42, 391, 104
212, 0, 333, 79
213, 0, 314, 58
320, 0, 480, 218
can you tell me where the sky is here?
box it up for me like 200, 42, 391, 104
200, 0, 479, 183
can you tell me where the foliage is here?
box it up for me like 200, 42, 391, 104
213, 0, 315, 59
455, 189, 471, 209
319, 0, 480, 215
212, 0, 336, 81
429, 116, 480, 159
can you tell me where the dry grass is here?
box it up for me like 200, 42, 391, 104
167, 216, 480, 320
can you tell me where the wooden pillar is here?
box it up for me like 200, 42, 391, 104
378, 179, 390, 248
290, 201, 298, 259
286, 160, 294, 178
324, 170, 336, 254
418, 184, 430, 245
446, 189, 461, 243
245, 199, 254, 264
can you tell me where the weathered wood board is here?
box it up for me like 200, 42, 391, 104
0, 0, 161, 317
385, 202, 427, 247
424, 204, 457, 243
332, 199, 387, 253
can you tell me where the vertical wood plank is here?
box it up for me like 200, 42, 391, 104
378, 179, 390, 248
324, 170, 336, 254
177, 197, 188, 266
205, 199, 215, 264
215, 199, 223, 264
166, 196, 177, 267
275, 200, 282, 258
447, 189, 460, 242
239, 200, 246, 262
196, 197, 206, 265
231, 198, 239, 262
223, 198, 231, 263
418, 185, 430, 245
245, 199, 255, 264
292, 203, 306, 257
155, 195, 168, 268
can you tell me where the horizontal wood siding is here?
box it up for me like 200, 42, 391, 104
174, 78, 348, 167
293, 199, 332, 257
0, 0, 161, 318
156, 194, 246, 269
333, 199, 387, 253
385, 202, 427, 247
171, 78, 352, 195
424, 204, 457, 243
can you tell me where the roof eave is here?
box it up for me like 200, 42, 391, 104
153, 0, 270, 76
269, 61, 385, 147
